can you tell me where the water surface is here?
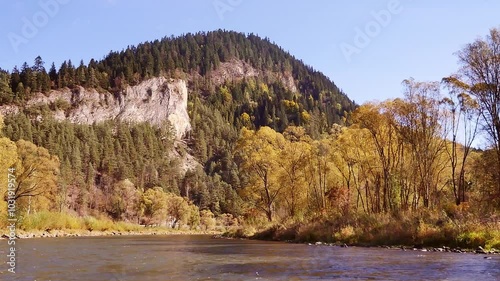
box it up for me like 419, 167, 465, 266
1, 235, 498, 280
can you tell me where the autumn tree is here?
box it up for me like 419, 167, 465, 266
452, 27, 500, 197
279, 126, 311, 218
332, 125, 378, 214
391, 79, 448, 208
442, 78, 480, 205
0, 116, 18, 220
471, 149, 500, 209
108, 179, 140, 221
330, 127, 360, 213
236, 127, 285, 221
140, 187, 168, 226
352, 101, 404, 212
13, 140, 60, 214
166, 193, 200, 229
303, 137, 335, 214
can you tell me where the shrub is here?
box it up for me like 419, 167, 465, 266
19, 211, 83, 231
457, 231, 488, 248
83, 216, 114, 231
334, 225, 356, 244
50, 98, 71, 112
200, 210, 216, 231
486, 232, 500, 249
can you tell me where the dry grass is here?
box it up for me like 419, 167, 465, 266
17, 211, 142, 233
241, 210, 500, 250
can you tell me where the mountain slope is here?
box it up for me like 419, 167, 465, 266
0, 30, 357, 217
2, 30, 355, 130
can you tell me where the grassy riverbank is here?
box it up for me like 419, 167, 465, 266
225, 211, 500, 251
1, 211, 222, 239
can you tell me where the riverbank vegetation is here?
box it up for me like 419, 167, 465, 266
229, 209, 500, 250
227, 29, 500, 250
0, 29, 499, 248
8, 210, 233, 238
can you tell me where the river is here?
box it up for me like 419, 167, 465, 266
1, 235, 498, 280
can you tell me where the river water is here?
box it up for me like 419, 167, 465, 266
1, 235, 498, 280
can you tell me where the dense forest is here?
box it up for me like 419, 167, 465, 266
0, 29, 499, 249
0, 30, 355, 230
0, 30, 354, 127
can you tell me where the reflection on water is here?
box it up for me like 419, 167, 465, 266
1, 235, 498, 280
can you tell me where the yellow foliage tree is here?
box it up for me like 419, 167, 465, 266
140, 187, 168, 226
392, 79, 448, 208
331, 127, 369, 213
240, 112, 252, 128
351, 101, 406, 212
236, 127, 285, 221
0, 115, 18, 220
108, 179, 140, 221
304, 137, 337, 214
166, 193, 191, 228
277, 133, 311, 219
13, 140, 60, 214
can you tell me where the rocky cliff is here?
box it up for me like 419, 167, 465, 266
0, 77, 191, 140
208, 59, 298, 93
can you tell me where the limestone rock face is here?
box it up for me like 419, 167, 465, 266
208, 59, 298, 93
1, 77, 191, 140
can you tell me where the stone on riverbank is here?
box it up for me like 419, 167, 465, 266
476, 246, 487, 254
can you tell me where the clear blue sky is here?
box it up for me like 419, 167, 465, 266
1, 0, 499, 104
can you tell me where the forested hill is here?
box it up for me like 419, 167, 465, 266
1, 30, 355, 134
0, 30, 357, 221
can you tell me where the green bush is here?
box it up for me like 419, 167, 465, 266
486, 232, 500, 249
457, 231, 488, 248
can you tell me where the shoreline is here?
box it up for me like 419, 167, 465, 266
1, 229, 221, 239
215, 234, 500, 256
3, 226, 499, 256
3, 229, 499, 256
298, 241, 500, 255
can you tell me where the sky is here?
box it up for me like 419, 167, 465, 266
0, 0, 499, 105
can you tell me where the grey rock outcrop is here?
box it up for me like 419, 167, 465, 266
1, 77, 191, 140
